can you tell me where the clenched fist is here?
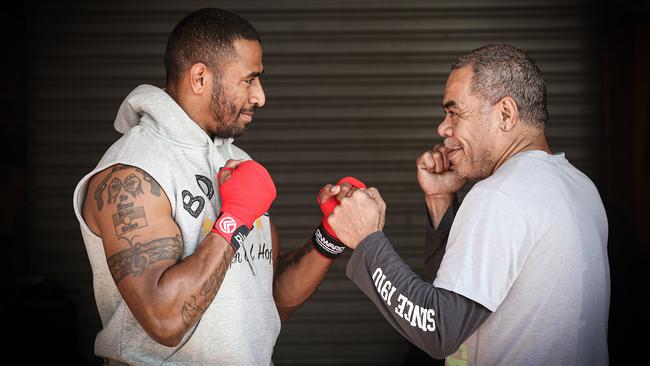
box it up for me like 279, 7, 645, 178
327, 187, 386, 250
416, 145, 466, 198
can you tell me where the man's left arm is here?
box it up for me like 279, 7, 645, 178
346, 231, 490, 359
271, 221, 334, 320
271, 178, 365, 320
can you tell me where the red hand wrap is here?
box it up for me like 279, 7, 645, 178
211, 160, 277, 249
311, 176, 366, 259
318, 176, 366, 240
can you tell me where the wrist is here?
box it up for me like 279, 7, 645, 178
311, 222, 346, 259
345, 229, 378, 250
424, 194, 453, 230
211, 212, 250, 251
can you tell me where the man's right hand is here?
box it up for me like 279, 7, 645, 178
212, 159, 276, 250
416, 145, 466, 198
416, 145, 465, 229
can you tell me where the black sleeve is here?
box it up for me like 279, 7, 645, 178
346, 231, 490, 359
424, 195, 459, 281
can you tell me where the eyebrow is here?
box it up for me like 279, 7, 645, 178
245, 70, 264, 78
442, 100, 457, 109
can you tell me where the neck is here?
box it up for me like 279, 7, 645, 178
491, 125, 551, 174
165, 85, 212, 138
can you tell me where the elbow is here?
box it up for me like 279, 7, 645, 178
143, 318, 187, 347
276, 304, 297, 322
427, 348, 453, 360
152, 331, 183, 348
273, 286, 301, 321
426, 342, 460, 360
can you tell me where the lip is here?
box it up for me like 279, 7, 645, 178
239, 113, 253, 123
447, 148, 462, 160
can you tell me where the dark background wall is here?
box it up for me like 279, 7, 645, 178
2, 0, 648, 365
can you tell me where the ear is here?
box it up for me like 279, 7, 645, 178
498, 96, 518, 131
188, 63, 210, 95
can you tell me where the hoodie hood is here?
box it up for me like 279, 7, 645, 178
113, 84, 234, 148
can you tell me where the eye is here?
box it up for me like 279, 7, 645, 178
244, 79, 253, 85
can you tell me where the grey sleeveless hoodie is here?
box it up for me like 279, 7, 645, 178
72, 85, 280, 365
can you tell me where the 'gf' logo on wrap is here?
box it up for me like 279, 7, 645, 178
219, 216, 237, 233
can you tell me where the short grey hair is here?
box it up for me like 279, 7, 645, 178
452, 43, 548, 127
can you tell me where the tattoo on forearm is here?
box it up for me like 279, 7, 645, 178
108, 235, 182, 284
275, 242, 314, 277
181, 249, 232, 325
94, 164, 161, 211
181, 295, 205, 324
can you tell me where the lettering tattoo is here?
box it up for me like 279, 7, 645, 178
94, 165, 161, 211
107, 235, 182, 284
181, 249, 232, 325
275, 242, 314, 277
112, 204, 147, 236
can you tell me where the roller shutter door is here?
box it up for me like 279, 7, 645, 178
28, 0, 602, 364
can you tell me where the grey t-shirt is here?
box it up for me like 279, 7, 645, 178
435, 151, 610, 365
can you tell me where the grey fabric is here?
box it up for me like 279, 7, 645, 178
436, 151, 610, 366
423, 196, 459, 282
73, 85, 280, 365
346, 232, 490, 359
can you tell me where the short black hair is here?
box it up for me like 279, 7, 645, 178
164, 8, 261, 85
452, 43, 548, 127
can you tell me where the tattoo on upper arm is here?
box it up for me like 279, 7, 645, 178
111, 194, 148, 236
108, 178, 121, 205
141, 170, 161, 196
275, 242, 314, 277
107, 235, 182, 284
123, 174, 144, 198
94, 165, 161, 211
181, 249, 232, 325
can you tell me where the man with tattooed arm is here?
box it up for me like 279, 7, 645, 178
72, 8, 361, 365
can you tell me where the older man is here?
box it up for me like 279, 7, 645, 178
328, 44, 610, 365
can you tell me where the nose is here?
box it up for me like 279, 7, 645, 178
437, 115, 453, 138
250, 79, 266, 108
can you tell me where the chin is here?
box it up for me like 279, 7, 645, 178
454, 170, 470, 181
453, 164, 480, 181
213, 121, 247, 139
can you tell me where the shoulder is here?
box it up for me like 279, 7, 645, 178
458, 184, 532, 229
83, 164, 169, 232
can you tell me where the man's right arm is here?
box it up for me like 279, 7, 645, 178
416, 145, 464, 280
424, 195, 459, 280
83, 164, 234, 347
